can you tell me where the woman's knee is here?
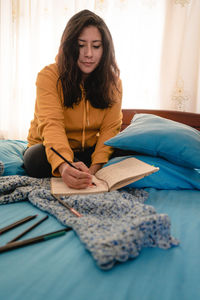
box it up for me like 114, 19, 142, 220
23, 144, 52, 178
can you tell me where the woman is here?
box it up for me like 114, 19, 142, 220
24, 9, 122, 189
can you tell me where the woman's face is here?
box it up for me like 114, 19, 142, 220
77, 25, 103, 78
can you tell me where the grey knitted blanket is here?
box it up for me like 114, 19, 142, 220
0, 175, 179, 269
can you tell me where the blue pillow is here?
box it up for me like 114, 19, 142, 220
104, 155, 200, 190
105, 114, 200, 169
0, 140, 27, 176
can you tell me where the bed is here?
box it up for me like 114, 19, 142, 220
0, 109, 200, 300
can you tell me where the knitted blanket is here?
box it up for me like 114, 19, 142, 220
0, 175, 179, 269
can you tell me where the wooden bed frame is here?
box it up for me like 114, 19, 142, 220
121, 109, 200, 131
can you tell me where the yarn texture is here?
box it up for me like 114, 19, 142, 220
0, 175, 179, 269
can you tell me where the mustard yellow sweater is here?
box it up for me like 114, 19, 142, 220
27, 63, 122, 176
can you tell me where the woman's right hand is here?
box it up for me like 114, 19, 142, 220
58, 162, 93, 189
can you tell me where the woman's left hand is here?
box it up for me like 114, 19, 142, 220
89, 163, 103, 175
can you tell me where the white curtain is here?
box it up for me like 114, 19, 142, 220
0, 0, 200, 140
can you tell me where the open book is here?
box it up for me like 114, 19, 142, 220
51, 157, 159, 196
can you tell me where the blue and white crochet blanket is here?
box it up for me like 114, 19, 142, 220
0, 175, 179, 269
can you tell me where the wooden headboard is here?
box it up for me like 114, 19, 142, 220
121, 109, 200, 131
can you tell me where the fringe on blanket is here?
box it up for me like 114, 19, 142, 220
0, 175, 179, 269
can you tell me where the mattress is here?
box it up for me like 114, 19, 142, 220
0, 188, 200, 300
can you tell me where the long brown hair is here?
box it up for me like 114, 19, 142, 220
57, 10, 120, 108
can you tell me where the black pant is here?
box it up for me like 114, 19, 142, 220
23, 144, 134, 178
23, 144, 95, 178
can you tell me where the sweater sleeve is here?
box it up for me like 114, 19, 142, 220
91, 80, 123, 165
35, 66, 74, 176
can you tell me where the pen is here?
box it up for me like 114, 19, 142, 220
50, 147, 78, 170
0, 215, 38, 235
0, 227, 72, 253
52, 195, 82, 217
50, 146, 96, 187
7, 215, 49, 244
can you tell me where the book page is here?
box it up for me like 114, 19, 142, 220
95, 157, 159, 190
108, 172, 155, 191
51, 176, 108, 196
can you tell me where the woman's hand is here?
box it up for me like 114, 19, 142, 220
89, 163, 103, 175
58, 162, 93, 189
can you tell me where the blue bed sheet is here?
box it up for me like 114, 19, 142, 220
0, 188, 200, 300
